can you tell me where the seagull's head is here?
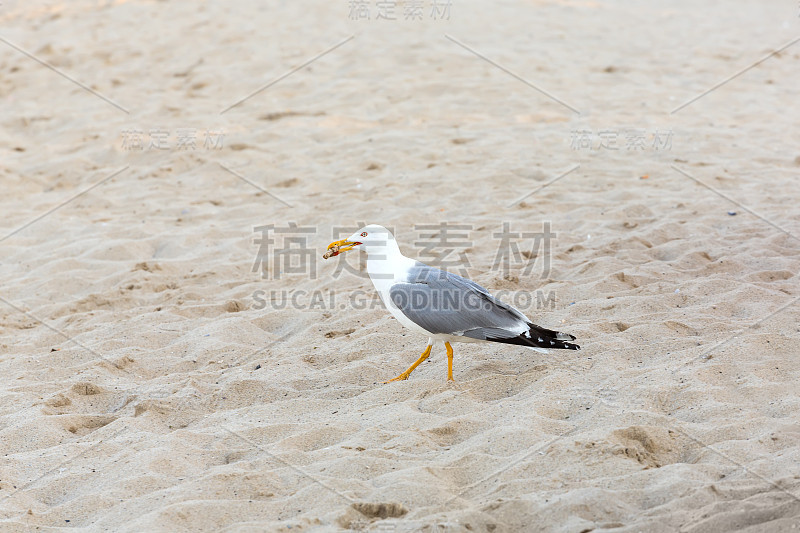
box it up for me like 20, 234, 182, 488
323, 224, 397, 259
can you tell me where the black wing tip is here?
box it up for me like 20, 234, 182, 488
486, 333, 581, 350
547, 339, 581, 350
525, 324, 580, 349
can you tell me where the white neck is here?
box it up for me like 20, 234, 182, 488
365, 240, 414, 292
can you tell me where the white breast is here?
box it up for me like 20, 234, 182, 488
366, 254, 433, 337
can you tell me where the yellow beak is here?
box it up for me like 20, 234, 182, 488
323, 238, 362, 259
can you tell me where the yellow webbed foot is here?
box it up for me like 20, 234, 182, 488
383, 344, 432, 384
383, 373, 410, 383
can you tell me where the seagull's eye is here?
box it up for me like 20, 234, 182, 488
360, 232, 368, 237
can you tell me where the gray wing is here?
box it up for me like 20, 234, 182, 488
388, 263, 530, 340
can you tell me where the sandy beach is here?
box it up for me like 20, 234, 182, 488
1, 0, 799, 531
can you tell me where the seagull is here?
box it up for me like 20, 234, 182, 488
323, 224, 579, 382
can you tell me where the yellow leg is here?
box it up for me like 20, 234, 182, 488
384, 344, 432, 383
445, 342, 454, 381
